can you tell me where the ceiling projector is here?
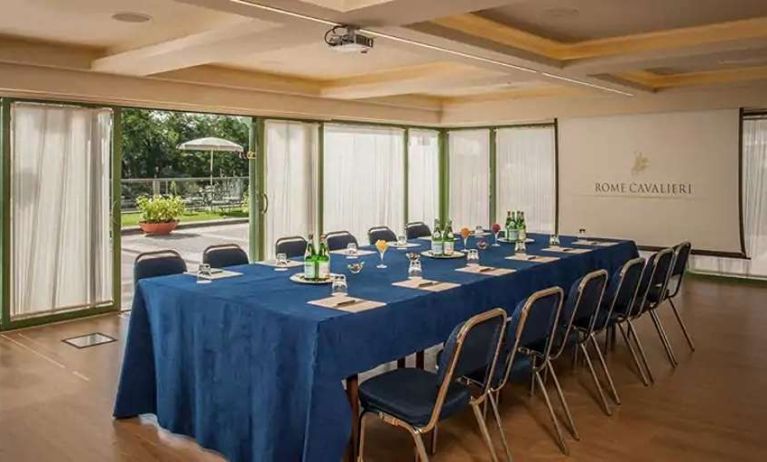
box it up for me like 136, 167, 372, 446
324, 25, 374, 53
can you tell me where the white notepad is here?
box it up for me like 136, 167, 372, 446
308, 295, 385, 313
392, 279, 460, 292
455, 266, 515, 276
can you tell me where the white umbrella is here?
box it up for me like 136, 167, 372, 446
177, 137, 244, 185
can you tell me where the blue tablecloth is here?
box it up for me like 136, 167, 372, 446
114, 234, 638, 462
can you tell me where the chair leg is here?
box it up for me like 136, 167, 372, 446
428, 426, 438, 455
590, 334, 621, 405
649, 310, 678, 367
471, 401, 501, 462
534, 370, 569, 455
407, 428, 430, 462
488, 393, 513, 462
547, 362, 579, 441
579, 342, 612, 416
627, 320, 655, 384
669, 299, 696, 352
529, 356, 537, 397
617, 322, 650, 386
357, 412, 370, 462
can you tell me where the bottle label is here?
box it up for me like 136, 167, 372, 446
431, 240, 443, 255
304, 260, 316, 280
519, 229, 527, 241
444, 240, 454, 255
507, 229, 518, 242
319, 261, 330, 279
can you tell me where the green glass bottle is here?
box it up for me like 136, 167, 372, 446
304, 233, 317, 280
431, 219, 443, 255
318, 234, 330, 279
518, 211, 527, 241
443, 219, 455, 255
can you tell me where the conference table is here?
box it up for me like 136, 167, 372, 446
114, 233, 638, 462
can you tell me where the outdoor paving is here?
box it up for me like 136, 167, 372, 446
121, 221, 248, 308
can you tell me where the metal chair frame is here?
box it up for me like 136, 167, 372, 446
664, 242, 696, 352
202, 243, 248, 267
133, 249, 186, 282
357, 308, 508, 462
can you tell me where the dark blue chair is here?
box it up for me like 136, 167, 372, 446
133, 250, 186, 284
202, 243, 248, 268
406, 221, 431, 239
325, 230, 357, 251
637, 248, 678, 368
665, 241, 695, 352
367, 226, 397, 245
274, 236, 307, 259
357, 308, 507, 462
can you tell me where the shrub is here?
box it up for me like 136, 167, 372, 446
136, 195, 185, 223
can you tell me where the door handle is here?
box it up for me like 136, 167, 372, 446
261, 192, 269, 214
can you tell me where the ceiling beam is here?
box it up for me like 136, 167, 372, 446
616, 66, 767, 90
91, 21, 321, 76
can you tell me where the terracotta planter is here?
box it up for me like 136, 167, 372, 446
139, 220, 179, 235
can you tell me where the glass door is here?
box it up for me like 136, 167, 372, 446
8, 102, 115, 321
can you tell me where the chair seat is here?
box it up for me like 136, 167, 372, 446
359, 368, 471, 427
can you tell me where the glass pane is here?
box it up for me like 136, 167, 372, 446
408, 129, 439, 227
324, 124, 405, 241
496, 126, 556, 233
448, 129, 490, 230
264, 120, 319, 259
10, 103, 113, 319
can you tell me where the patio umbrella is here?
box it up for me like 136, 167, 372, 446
177, 137, 244, 185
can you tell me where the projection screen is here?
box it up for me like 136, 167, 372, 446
558, 109, 745, 257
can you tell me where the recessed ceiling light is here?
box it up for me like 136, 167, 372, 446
544, 7, 580, 19
112, 12, 152, 23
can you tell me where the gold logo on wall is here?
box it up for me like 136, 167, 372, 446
631, 151, 649, 176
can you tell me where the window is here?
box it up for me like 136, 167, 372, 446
496, 126, 556, 233
448, 129, 490, 230
407, 129, 439, 227
323, 124, 405, 241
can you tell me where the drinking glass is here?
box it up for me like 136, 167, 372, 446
493, 231, 501, 247
346, 242, 358, 259
578, 228, 587, 241
514, 240, 527, 255
274, 252, 288, 271
408, 260, 423, 280
397, 234, 407, 247
466, 249, 480, 267
375, 240, 388, 269
197, 263, 212, 284
475, 225, 484, 235
331, 274, 348, 297
549, 234, 561, 247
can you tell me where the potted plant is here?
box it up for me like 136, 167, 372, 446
136, 195, 185, 235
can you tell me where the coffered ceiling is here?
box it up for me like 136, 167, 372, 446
0, 0, 766, 104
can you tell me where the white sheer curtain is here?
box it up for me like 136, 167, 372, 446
691, 116, 767, 278
496, 126, 556, 233
408, 129, 439, 227
449, 129, 490, 230
323, 124, 405, 242
10, 103, 113, 319
264, 120, 319, 259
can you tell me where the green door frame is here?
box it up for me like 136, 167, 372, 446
0, 98, 122, 331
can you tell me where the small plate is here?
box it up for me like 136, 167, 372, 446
290, 273, 334, 285
497, 238, 535, 244
421, 250, 466, 259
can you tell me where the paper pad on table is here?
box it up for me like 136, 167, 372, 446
572, 240, 618, 247
330, 249, 376, 256
256, 260, 303, 268
505, 255, 559, 263
392, 279, 460, 292
308, 296, 385, 313
185, 269, 243, 280
455, 266, 515, 276
388, 242, 422, 249
542, 246, 591, 254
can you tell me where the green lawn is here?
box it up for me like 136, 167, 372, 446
122, 209, 248, 227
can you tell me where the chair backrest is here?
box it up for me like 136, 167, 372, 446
325, 230, 358, 251
134, 250, 187, 283
551, 270, 608, 359
275, 236, 307, 258
406, 221, 431, 239
494, 287, 564, 391
202, 244, 248, 268
645, 248, 675, 307
431, 308, 506, 430
602, 257, 645, 325
368, 226, 397, 245
667, 241, 692, 299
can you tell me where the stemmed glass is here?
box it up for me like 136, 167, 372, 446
375, 240, 389, 269
346, 242, 358, 259
460, 227, 471, 250
491, 223, 501, 247
197, 263, 212, 284
274, 252, 289, 271
466, 249, 480, 268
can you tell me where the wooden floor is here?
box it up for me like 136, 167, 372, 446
0, 275, 765, 462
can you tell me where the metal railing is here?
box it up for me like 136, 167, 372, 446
121, 176, 249, 212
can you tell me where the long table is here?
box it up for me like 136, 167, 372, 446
114, 234, 638, 462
